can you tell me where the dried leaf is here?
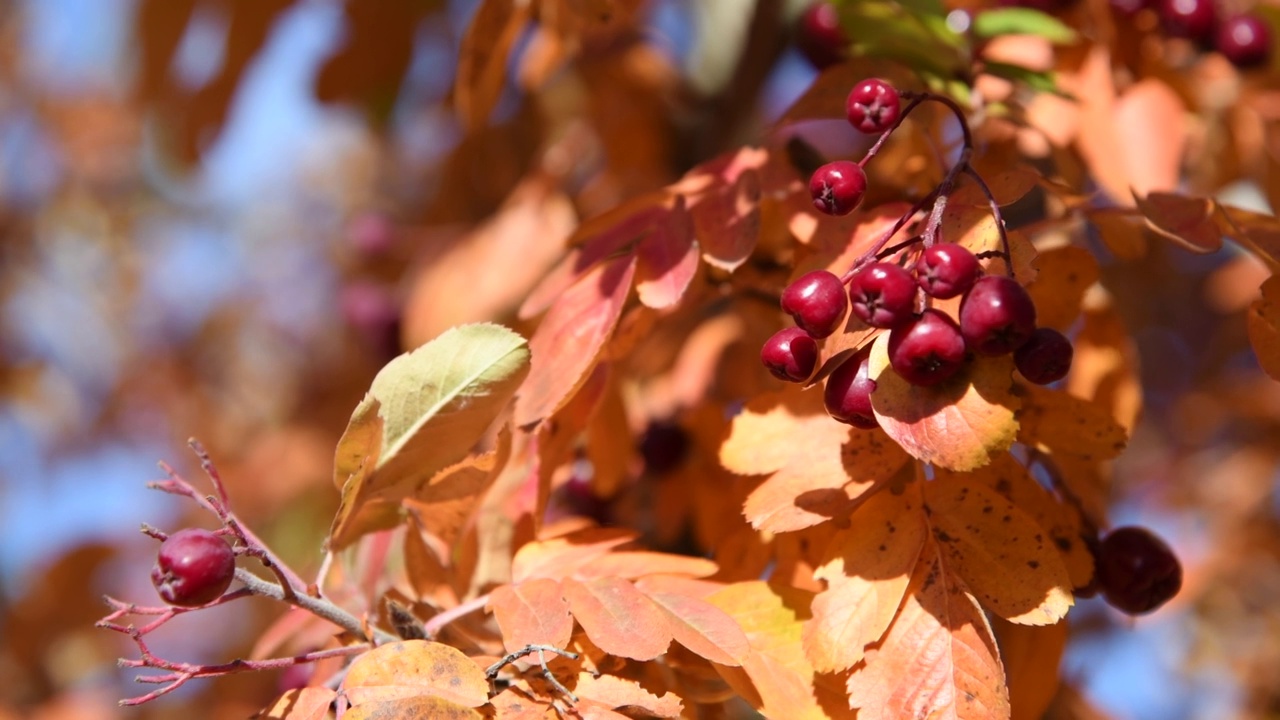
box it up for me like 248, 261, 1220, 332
1015, 383, 1128, 461
343, 696, 483, 720
510, 528, 637, 582
1132, 192, 1222, 254
404, 428, 511, 547
644, 591, 749, 666
489, 578, 574, 653
573, 673, 683, 717
254, 687, 337, 720
635, 197, 698, 309
868, 334, 1021, 472
1025, 245, 1099, 332
1219, 204, 1280, 267
343, 640, 489, 707
1247, 275, 1280, 381
561, 576, 673, 660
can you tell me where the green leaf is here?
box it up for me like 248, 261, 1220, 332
971, 8, 1077, 43
982, 61, 1073, 98
328, 322, 530, 548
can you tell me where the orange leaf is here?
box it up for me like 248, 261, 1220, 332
1086, 208, 1148, 261
510, 527, 636, 583
1025, 245, 1099, 332
489, 578, 573, 654
846, 539, 1010, 720
1219, 204, 1280, 267
489, 687, 549, 719
514, 254, 637, 428
926, 468, 1073, 625
1132, 191, 1222, 254
454, 0, 531, 131
1247, 275, 1280, 381
403, 429, 510, 547
804, 479, 927, 672
868, 334, 1021, 472
644, 591, 749, 666
561, 576, 673, 661
1015, 384, 1128, 461
573, 673, 683, 717
723, 387, 910, 532
635, 196, 698, 309
992, 617, 1068, 720
1113, 79, 1187, 198
692, 167, 762, 271
255, 688, 337, 720
949, 160, 1041, 207
574, 551, 718, 580
342, 640, 489, 707
342, 696, 483, 720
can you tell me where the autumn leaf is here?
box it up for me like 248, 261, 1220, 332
846, 539, 1010, 720
574, 551, 719, 580
634, 196, 698, 309
1015, 383, 1128, 461
1132, 191, 1222, 254
342, 640, 489, 708
1247, 275, 1280, 381
489, 578, 574, 654
868, 334, 1021, 472
644, 591, 749, 666
992, 617, 1068, 720
343, 696, 483, 720
254, 688, 336, 720
691, 166, 762, 271
561, 576, 673, 661
403, 428, 511, 548
573, 673, 683, 717
510, 527, 637, 583
1025, 245, 1099, 332
804, 478, 927, 672
1219, 204, 1280, 267
454, 0, 531, 131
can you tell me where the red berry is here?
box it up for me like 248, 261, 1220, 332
796, 2, 849, 70
848, 263, 917, 328
915, 243, 981, 299
639, 420, 690, 475
1014, 327, 1073, 384
761, 327, 819, 382
781, 270, 848, 338
151, 529, 236, 607
1159, 0, 1217, 42
1216, 13, 1272, 68
809, 161, 867, 216
845, 79, 901, 134
1111, 0, 1155, 15
888, 309, 968, 386
824, 345, 878, 427
958, 275, 1037, 356
1096, 526, 1182, 615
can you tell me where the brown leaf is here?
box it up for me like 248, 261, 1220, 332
573, 673, 683, 717
1015, 384, 1128, 462
489, 578, 574, 653
342, 696, 483, 720
1219, 204, 1280, 268
1086, 208, 1149, 261
1132, 192, 1222, 254
992, 617, 1068, 720
1026, 245, 1099, 332
561, 577, 673, 660
342, 640, 489, 707
254, 688, 337, 720
692, 167, 762, 271
949, 158, 1041, 208
403, 428, 511, 547
1247, 274, 1280, 381
454, 0, 532, 130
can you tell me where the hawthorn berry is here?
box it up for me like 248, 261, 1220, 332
958, 275, 1037, 356
915, 243, 981, 299
781, 270, 848, 338
824, 346, 878, 428
151, 528, 236, 607
1014, 327, 1073, 384
809, 161, 867, 216
761, 327, 819, 382
845, 79, 901, 134
1159, 0, 1217, 42
888, 309, 968, 386
1216, 13, 1272, 68
848, 262, 917, 328
639, 420, 690, 475
1096, 526, 1183, 615
796, 2, 849, 70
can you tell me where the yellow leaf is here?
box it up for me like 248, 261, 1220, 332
343, 696, 483, 720
1015, 383, 1128, 461
1025, 245, 1099, 332
343, 640, 489, 708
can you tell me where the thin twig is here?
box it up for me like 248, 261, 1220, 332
961, 164, 1014, 276
486, 644, 581, 704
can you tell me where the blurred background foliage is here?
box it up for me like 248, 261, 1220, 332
1, 0, 1279, 718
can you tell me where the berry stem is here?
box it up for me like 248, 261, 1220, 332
899, 90, 974, 154
842, 190, 938, 282
188, 438, 231, 509
857, 94, 927, 168
961, 165, 1014, 277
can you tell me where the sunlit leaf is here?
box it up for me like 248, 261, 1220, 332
562, 576, 672, 661
644, 591, 749, 666
972, 8, 1077, 43
343, 640, 489, 707
343, 696, 483, 720
510, 527, 637, 582
489, 578, 573, 653
635, 196, 698, 309
255, 687, 337, 720
573, 673, 683, 717
1132, 191, 1222, 254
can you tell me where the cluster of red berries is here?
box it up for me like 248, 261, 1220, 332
807, 79, 902, 216
1094, 525, 1183, 614
150, 528, 237, 607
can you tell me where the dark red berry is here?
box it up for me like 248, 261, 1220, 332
809, 161, 867, 216
1111, 0, 1155, 15
996, 0, 1077, 12
824, 346, 878, 427
151, 528, 236, 607
888, 309, 968, 386
761, 327, 819, 382
797, 2, 849, 70
639, 420, 690, 475
845, 79, 902, 134
1216, 13, 1272, 68
1096, 526, 1182, 615
848, 262, 917, 328
782, 270, 848, 338
958, 275, 1037, 356
915, 243, 981, 300
1014, 327, 1074, 384
1159, 0, 1217, 42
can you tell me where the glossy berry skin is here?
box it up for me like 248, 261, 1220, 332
845, 79, 901, 134
809, 161, 867, 216
1014, 327, 1073, 384
848, 263, 917, 328
1159, 0, 1217, 42
1216, 14, 1272, 68
761, 327, 819, 382
1096, 526, 1182, 615
797, 2, 849, 70
888, 309, 968, 386
959, 275, 1037, 356
824, 346, 878, 428
915, 243, 981, 299
782, 270, 848, 338
151, 529, 236, 607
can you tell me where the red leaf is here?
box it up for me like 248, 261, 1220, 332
635, 196, 698, 309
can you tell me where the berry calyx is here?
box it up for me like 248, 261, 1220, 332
915, 243, 981, 299
848, 263, 917, 328
781, 270, 848, 338
809, 161, 868, 216
1159, 0, 1217, 42
1014, 327, 1073, 384
1096, 526, 1183, 615
958, 275, 1037, 356
1216, 13, 1272, 68
824, 345, 878, 428
151, 528, 236, 607
888, 309, 968, 386
761, 327, 819, 382
845, 79, 902, 134
796, 2, 849, 70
